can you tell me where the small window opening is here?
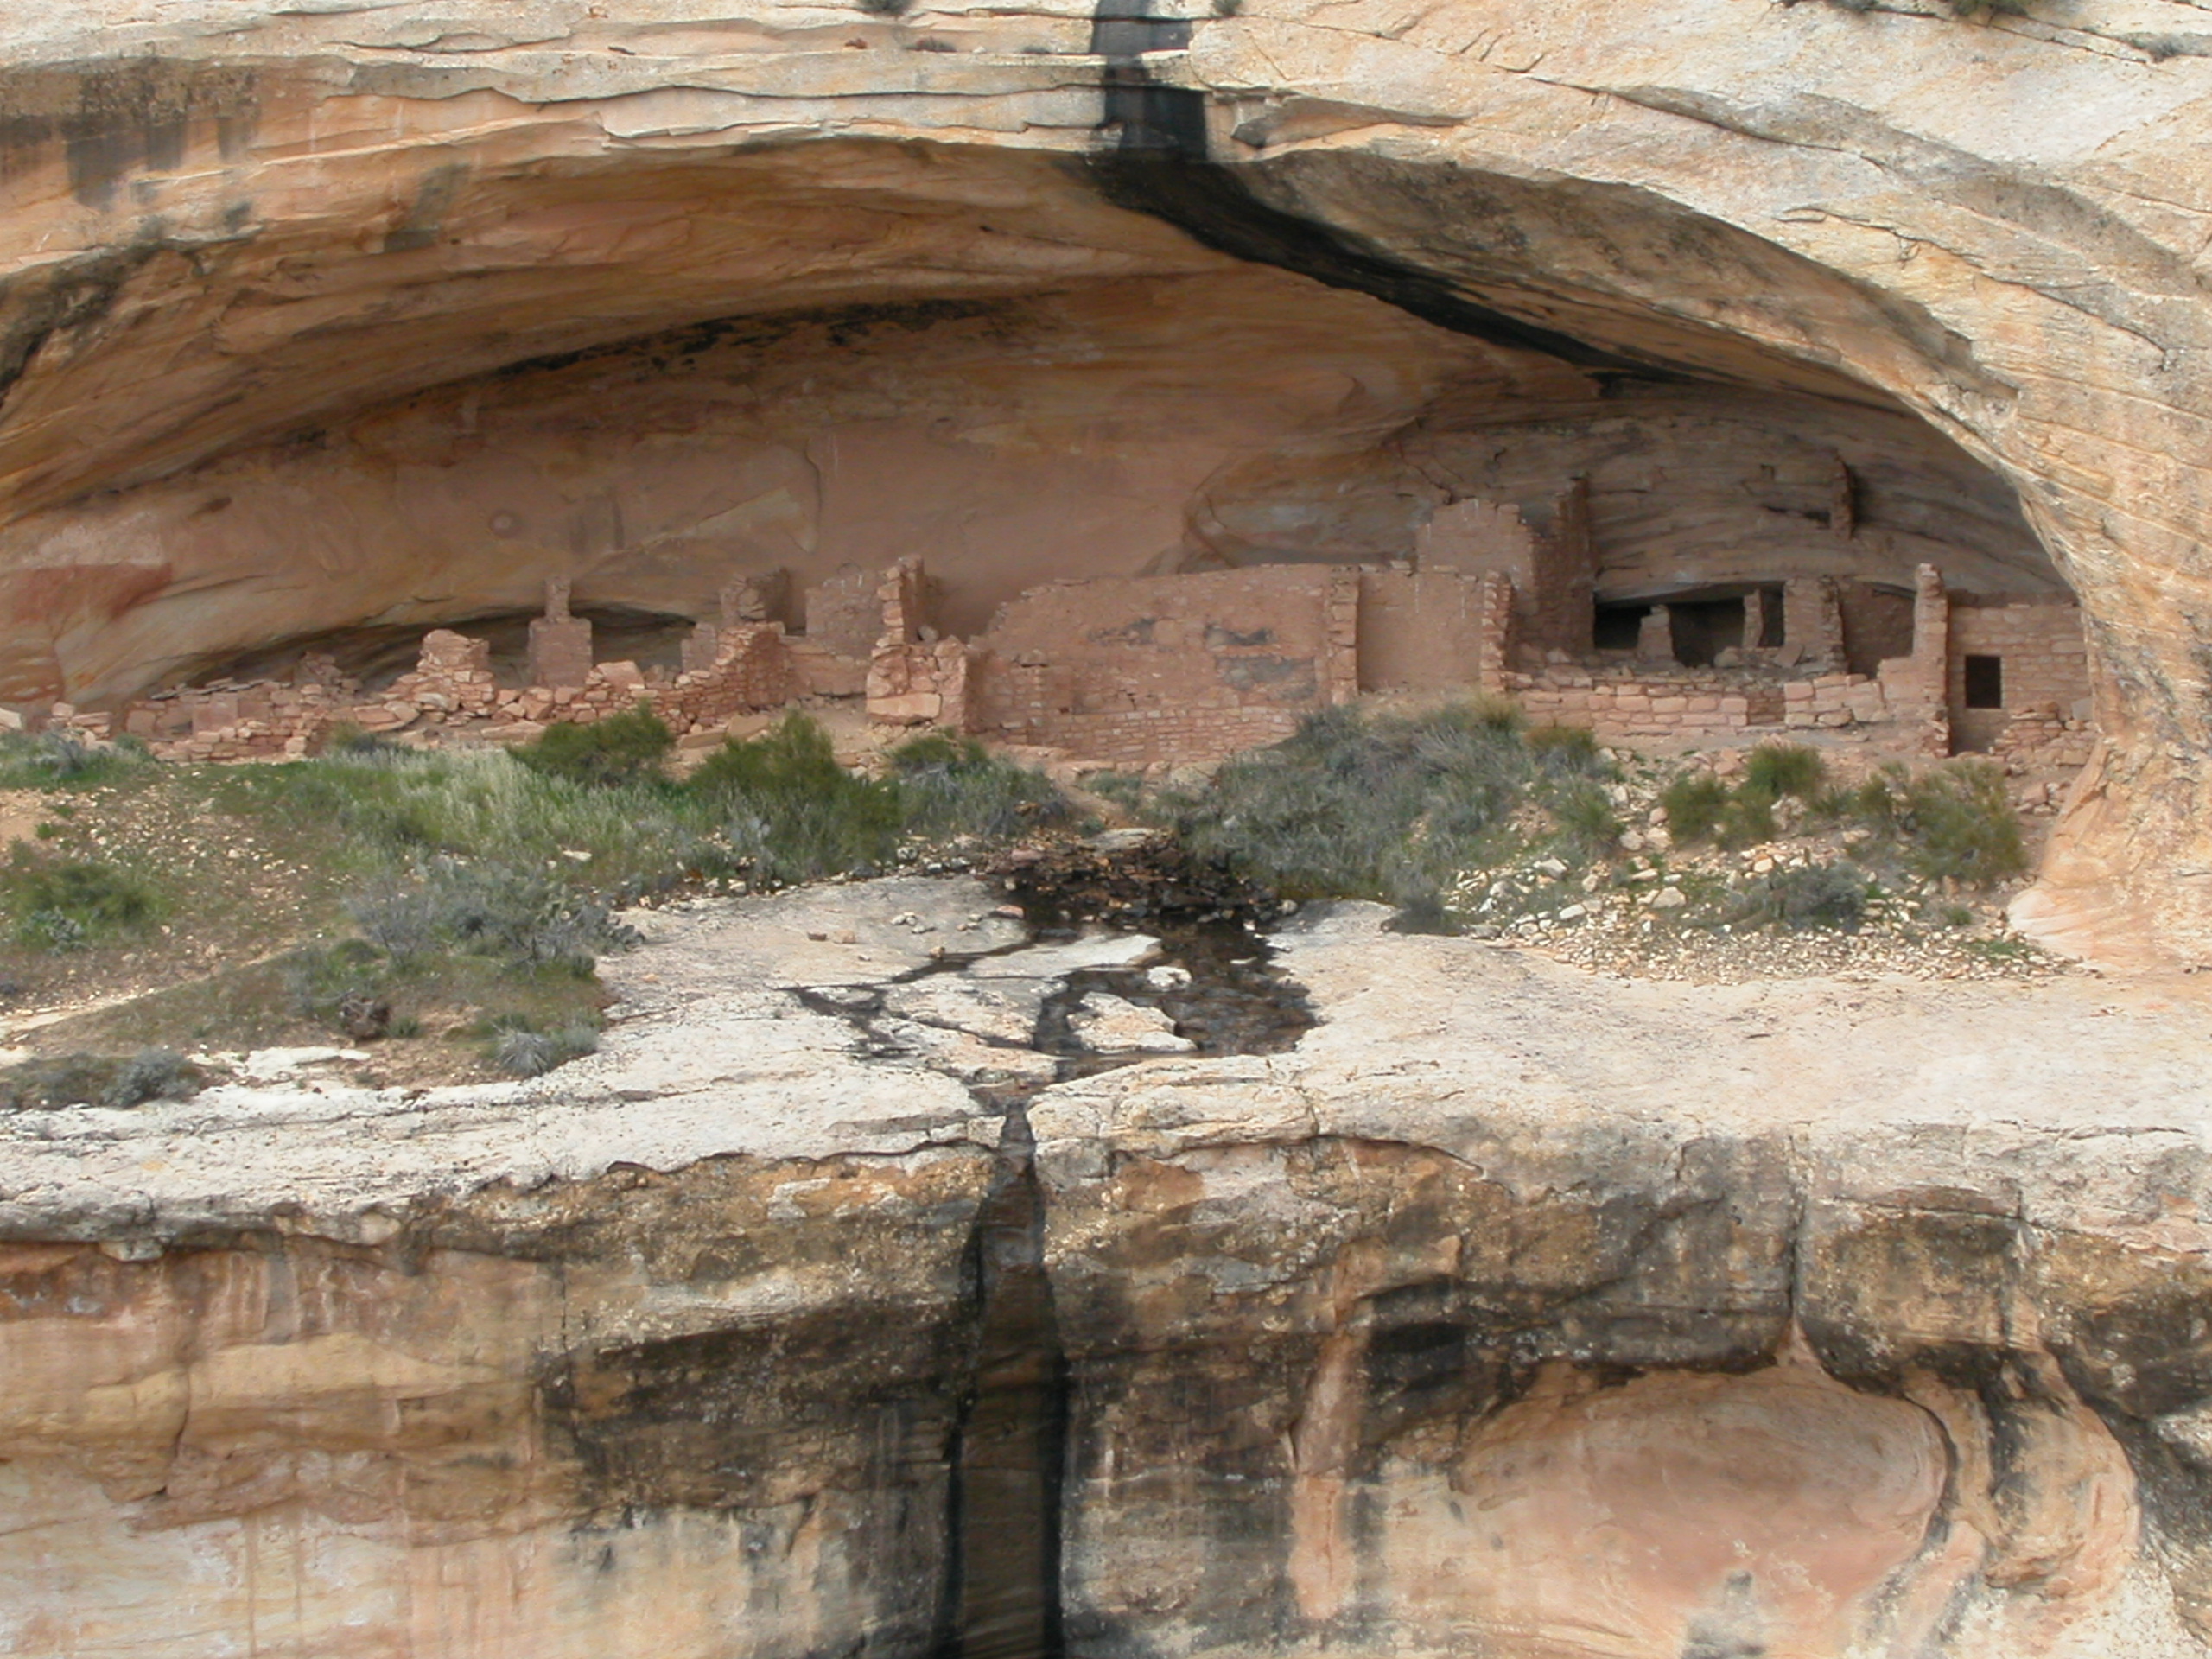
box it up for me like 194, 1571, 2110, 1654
1592, 603, 1650, 652
1757, 585, 1785, 649
1963, 654, 2004, 710
1666, 597, 1745, 669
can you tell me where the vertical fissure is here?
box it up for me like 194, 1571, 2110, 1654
941, 1107, 1071, 1659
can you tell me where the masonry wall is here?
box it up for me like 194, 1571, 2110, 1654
970, 567, 1356, 762
1355, 569, 1494, 692
1955, 601, 2088, 725
1508, 664, 1785, 741
803, 564, 882, 661
1413, 493, 1591, 657
123, 621, 795, 760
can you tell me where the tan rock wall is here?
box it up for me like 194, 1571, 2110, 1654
0, 0, 2206, 951
0, 1149, 995, 1659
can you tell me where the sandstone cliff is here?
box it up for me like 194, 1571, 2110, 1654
3, 880, 2211, 1658
1, 2, 2209, 954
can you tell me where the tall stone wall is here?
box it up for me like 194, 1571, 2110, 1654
1948, 596, 2094, 752
1355, 569, 1495, 693
969, 568, 1357, 763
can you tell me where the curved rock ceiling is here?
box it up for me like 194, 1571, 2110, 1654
2, 0, 2209, 956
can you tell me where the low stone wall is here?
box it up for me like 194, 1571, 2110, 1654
1783, 671, 1891, 730
1509, 664, 1786, 741
1994, 702, 2097, 769
1001, 704, 1309, 766
121, 624, 797, 760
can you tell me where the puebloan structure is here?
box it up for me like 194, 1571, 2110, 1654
86, 487, 2089, 774
3, 6, 2211, 1659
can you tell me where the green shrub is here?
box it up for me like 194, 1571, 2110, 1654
690, 714, 899, 888
1899, 761, 2026, 885
1851, 771, 1902, 829
513, 705, 674, 789
1743, 743, 1826, 801
491, 1019, 600, 1077
1770, 862, 1870, 932
1660, 773, 1731, 844
1, 851, 159, 950
888, 733, 1070, 842
0, 1047, 202, 1109
1526, 724, 1603, 775
284, 938, 392, 1029
346, 858, 638, 975
1084, 771, 1150, 813
1173, 702, 1600, 902
0, 729, 152, 791
105, 1047, 199, 1107
1720, 786, 1779, 849
1546, 778, 1621, 861
1462, 693, 1527, 734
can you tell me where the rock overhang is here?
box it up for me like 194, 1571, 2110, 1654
1, 0, 2209, 959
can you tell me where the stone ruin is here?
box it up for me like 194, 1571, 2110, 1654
54, 486, 2091, 774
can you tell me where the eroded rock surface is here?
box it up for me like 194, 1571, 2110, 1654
1033, 905, 2212, 1659
0, 881, 2209, 1656
3, 3, 2212, 950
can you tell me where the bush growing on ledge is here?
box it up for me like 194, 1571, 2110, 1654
0, 1047, 203, 1110
1173, 701, 1612, 905
690, 714, 901, 888
1735, 861, 1873, 933
1660, 773, 1732, 844
513, 704, 676, 789
1896, 760, 2027, 884
488, 1015, 601, 1078
888, 732, 1071, 842
1743, 742, 1827, 802
346, 857, 639, 976
0, 850, 160, 951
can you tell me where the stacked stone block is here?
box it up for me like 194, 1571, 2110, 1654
1510, 665, 1783, 741
1783, 672, 1892, 729
868, 556, 969, 725
526, 578, 594, 690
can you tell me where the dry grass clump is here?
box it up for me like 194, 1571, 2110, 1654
1169, 700, 1616, 912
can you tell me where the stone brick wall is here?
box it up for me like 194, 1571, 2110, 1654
1783, 671, 1891, 730
122, 619, 793, 760
1509, 664, 1785, 741
1782, 576, 1846, 671
125, 671, 359, 760
1355, 568, 1492, 692
804, 563, 886, 662
657, 624, 793, 729
969, 566, 1356, 760
868, 557, 970, 725
1413, 488, 1592, 657
1947, 595, 2091, 752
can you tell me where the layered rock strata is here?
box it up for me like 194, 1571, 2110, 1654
8, 2, 2212, 951
2, 880, 2210, 1657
